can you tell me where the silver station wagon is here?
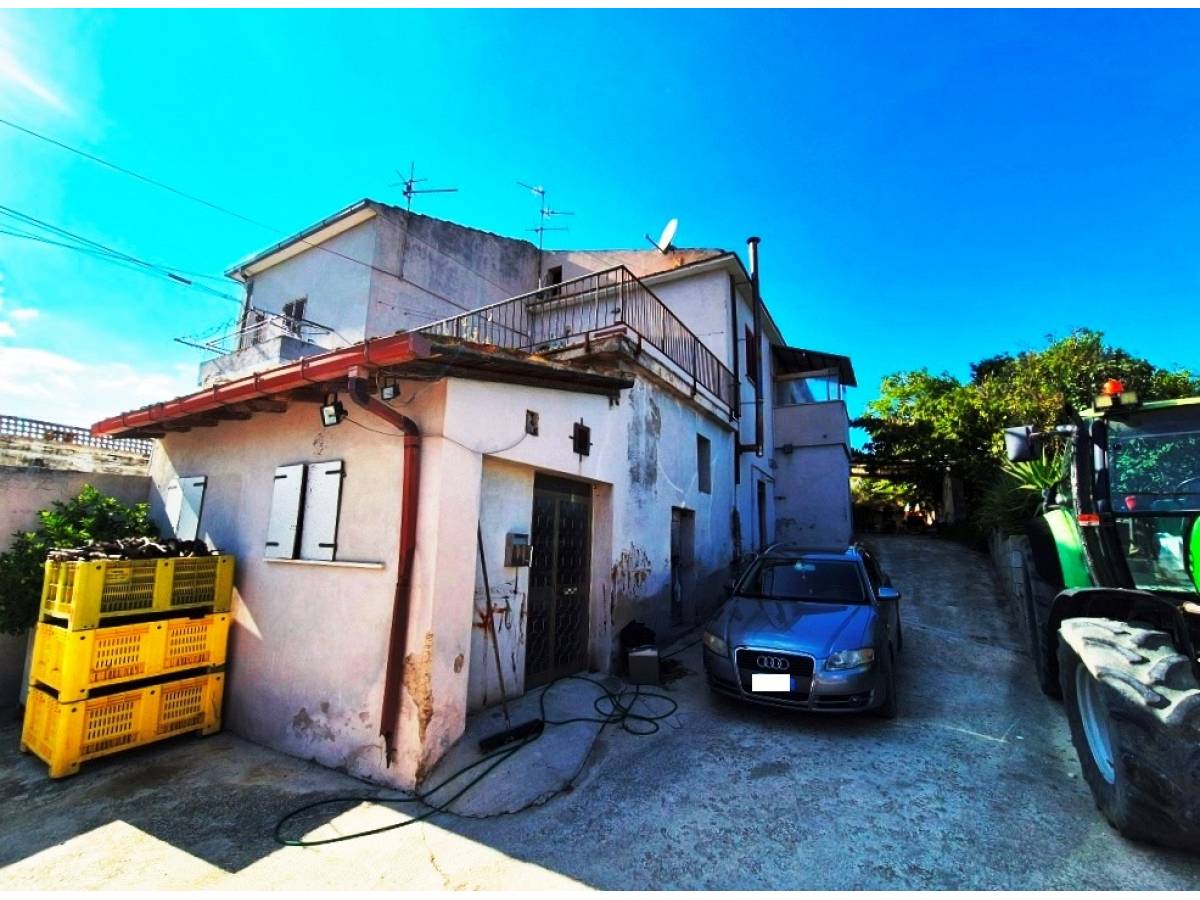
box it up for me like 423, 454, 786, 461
702, 545, 902, 716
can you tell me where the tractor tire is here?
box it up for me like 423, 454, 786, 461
1025, 566, 1062, 699
1058, 618, 1200, 851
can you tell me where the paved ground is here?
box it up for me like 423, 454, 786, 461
3, 535, 1200, 889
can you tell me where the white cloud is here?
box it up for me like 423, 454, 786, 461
0, 346, 198, 428
0, 46, 67, 112
9, 307, 38, 322
0, 322, 15, 338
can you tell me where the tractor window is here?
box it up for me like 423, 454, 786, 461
1106, 406, 1200, 592
1108, 407, 1200, 515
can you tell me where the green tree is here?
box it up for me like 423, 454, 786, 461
856, 328, 1200, 527
0, 485, 158, 634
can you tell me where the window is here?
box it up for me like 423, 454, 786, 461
697, 434, 711, 494
282, 298, 307, 335
542, 265, 563, 300
265, 460, 345, 561
165, 476, 207, 541
745, 326, 759, 386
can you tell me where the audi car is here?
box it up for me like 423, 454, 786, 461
702, 544, 902, 716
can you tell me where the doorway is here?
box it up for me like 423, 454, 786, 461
525, 474, 593, 688
670, 507, 695, 625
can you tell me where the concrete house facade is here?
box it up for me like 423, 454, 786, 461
93, 199, 855, 789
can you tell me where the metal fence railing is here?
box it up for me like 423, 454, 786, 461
413, 266, 737, 412
0, 415, 154, 457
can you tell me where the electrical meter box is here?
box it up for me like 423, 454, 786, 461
504, 533, 531, 567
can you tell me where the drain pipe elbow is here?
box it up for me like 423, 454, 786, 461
347, 369, 421, 767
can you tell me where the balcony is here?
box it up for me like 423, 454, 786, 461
411, 266, 737, 413
187, 308, 335, 387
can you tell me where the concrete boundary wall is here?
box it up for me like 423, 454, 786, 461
0, 467, 151, 708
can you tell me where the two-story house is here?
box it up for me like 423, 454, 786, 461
92, 199, 855, 789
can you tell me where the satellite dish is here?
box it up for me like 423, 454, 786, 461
646, 217, 679, 253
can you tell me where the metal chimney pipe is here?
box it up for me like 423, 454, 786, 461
747, 236, 764, 457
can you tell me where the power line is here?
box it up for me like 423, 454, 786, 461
0, 205, 242, 304
0, 117, 464, 318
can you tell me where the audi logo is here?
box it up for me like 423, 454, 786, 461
756, 655, 789, 670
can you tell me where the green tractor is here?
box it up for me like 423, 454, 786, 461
1006, 382, 1200, 851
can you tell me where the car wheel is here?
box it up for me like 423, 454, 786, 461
873, 648, 898, 719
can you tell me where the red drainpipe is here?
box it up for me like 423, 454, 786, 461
347, 367, 420, 766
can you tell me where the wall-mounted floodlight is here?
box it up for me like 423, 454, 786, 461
321, 392, 347, 427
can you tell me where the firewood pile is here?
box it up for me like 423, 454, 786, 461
47, 537, 217, 562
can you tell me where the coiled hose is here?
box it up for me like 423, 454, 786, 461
273, 673, 679, 846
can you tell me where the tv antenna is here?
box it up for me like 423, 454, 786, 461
518, 181, 574, 252
646, 217, 678, 254
391, 162, 458, 212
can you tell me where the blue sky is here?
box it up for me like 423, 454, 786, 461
1, 9, 1197, 429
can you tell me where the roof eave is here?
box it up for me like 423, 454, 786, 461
224, 198, 379, 282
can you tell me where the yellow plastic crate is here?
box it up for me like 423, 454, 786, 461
30, 614, 231, 702
20, 673, 224, 778
40, 555, 234, 630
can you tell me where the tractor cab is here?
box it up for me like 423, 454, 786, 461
1006, 383, 1200, 598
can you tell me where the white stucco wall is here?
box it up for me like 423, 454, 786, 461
148, 387, 447, 788
772, 401, 852, 549
244, 217, 378, 350
448, 373, 737, 712
366, 209, 540, 336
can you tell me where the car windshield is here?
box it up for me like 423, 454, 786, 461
739, 558, 867, 603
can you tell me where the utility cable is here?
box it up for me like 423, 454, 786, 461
0, 205, 241, 304
0, 117, 463, 318
272, 673, 678, 847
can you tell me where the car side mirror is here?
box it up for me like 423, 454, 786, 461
1004, 425, 1035, 462
877, 586, 900, 602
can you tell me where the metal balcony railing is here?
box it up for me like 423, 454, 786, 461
413, 266, 737, 412
175, 307, 334, 356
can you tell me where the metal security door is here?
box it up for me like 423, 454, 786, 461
525, 475, 592, 688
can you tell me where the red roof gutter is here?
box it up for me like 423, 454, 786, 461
92, 333, 433, 437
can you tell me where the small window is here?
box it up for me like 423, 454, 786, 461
282, 298, 307, 335
265, 460, 345, 561
745, 326, 759, 386
697, 435, 711, 494
165, 476, 207, 541
542, 265, 563, 300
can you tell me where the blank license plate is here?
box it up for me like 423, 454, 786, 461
751, 673, 791, 692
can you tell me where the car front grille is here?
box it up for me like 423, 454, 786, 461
734, 648, 815, 699
734, 649, 815, 676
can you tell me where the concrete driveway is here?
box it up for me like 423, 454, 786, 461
2, 535, 1199, 889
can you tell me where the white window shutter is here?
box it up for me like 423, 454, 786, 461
300, 460, 344, 561
266, 464, 305, 559
164, 479, 183, 533
175, 477, 207, 541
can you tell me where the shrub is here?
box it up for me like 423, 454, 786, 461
0, 485, 158, 634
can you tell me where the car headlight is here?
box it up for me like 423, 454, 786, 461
702, 631, 728, 656
826, 647, 875, 670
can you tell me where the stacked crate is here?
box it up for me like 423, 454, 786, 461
21, 554, 234, 778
